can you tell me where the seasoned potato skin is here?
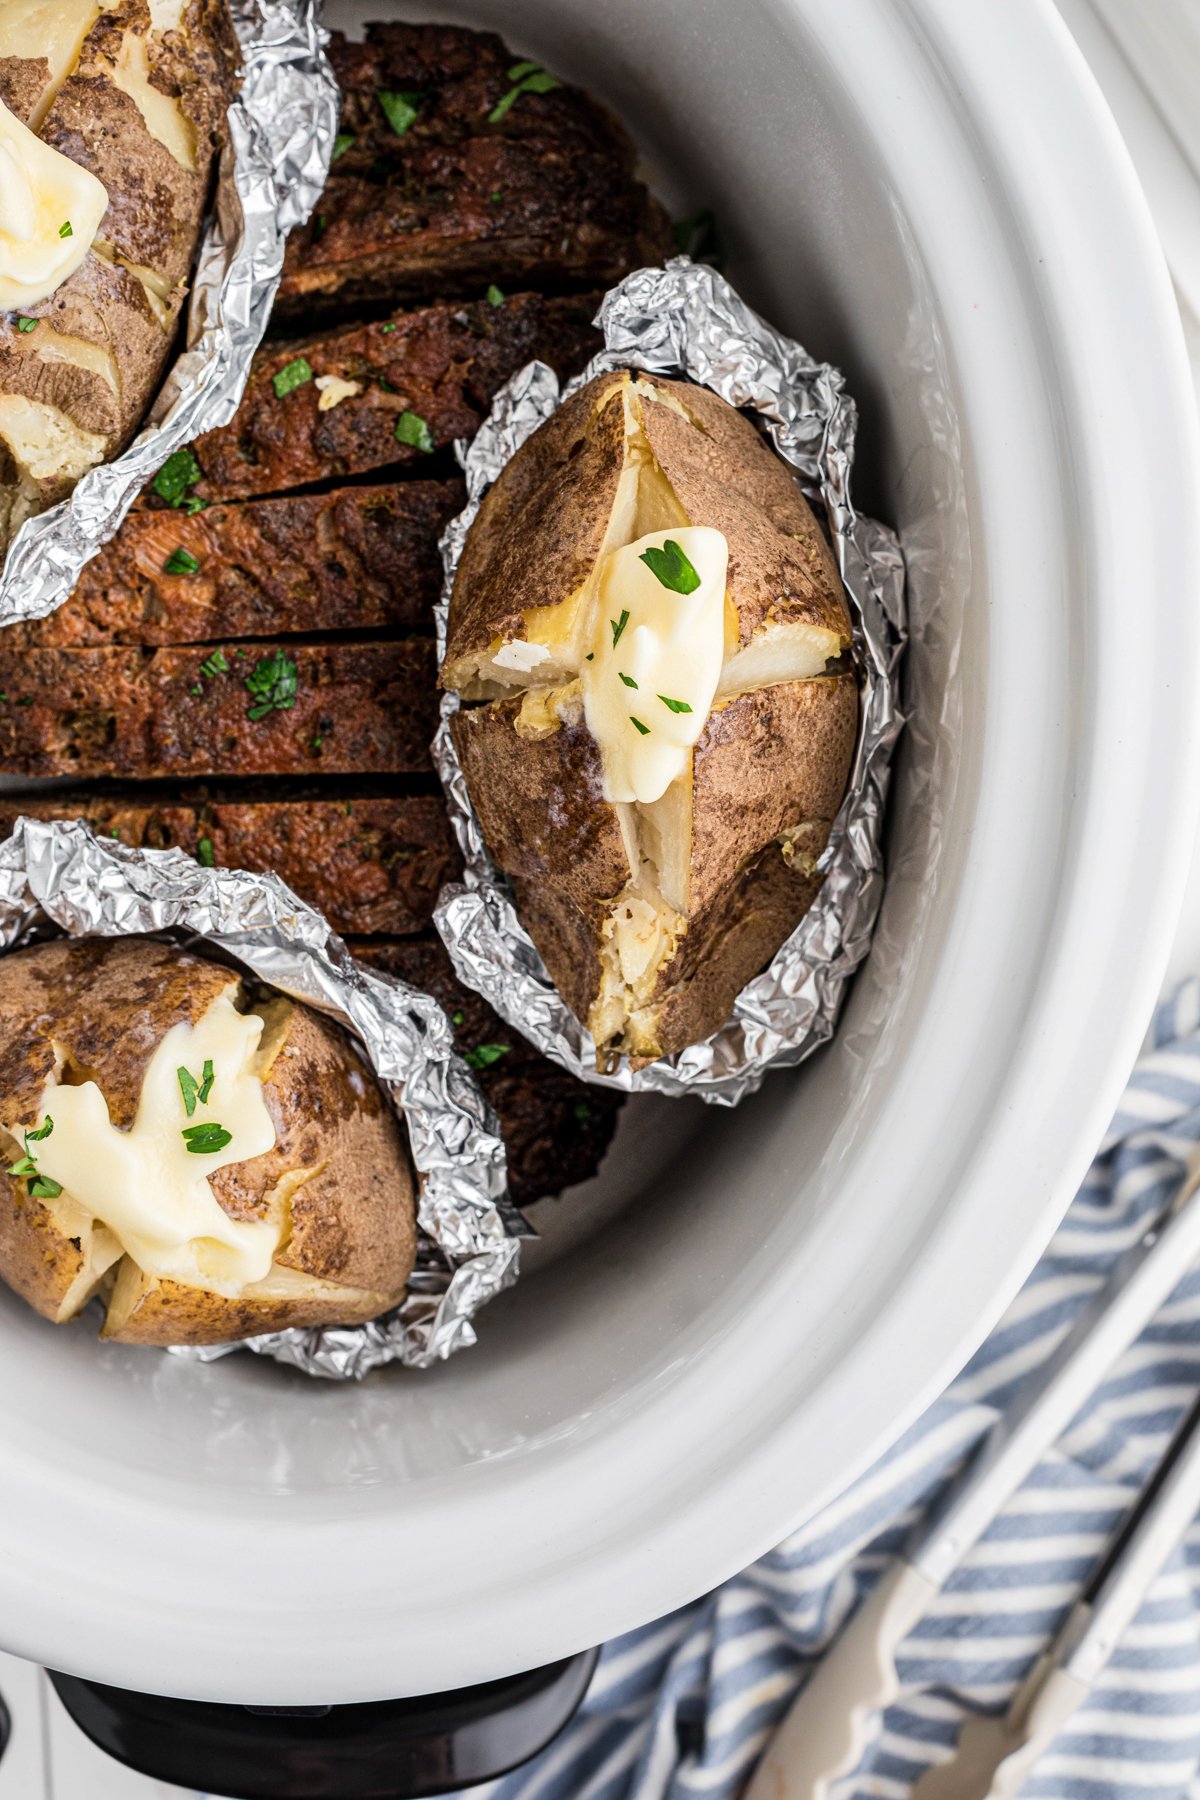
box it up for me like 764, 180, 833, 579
0, 937, 417, 1346
453, 675, 859, 1061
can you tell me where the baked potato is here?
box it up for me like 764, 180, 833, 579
0, 936, 417, 1345
442, 370, 859, 1069
0, 0, 239, 551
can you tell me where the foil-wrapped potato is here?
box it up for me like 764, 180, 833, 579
0, 0, 239, 550
442, 370, 859, 1069
0, 937, 416, 1345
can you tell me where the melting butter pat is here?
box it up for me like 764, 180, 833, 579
582, 526, 728, 805
14, 992, 282, 1296
0, 97, 108, 312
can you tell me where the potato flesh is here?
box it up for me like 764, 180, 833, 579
0, 393, 106, 540
0, 0, 101, 129
107, 28, 197, 172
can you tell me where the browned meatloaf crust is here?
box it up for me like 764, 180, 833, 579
278, 24, 669, 313
353, 935, 622, 1207
0, 792, 460, 937
187, 290, 601, 503
0, 640, 437, 779
11, 482, 462, 648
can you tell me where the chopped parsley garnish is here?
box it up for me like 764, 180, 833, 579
310, 729, 325, 751
451, 1010, 464, 1027
181, 1121, 232, 1155
380, 321, 397, 333
199, 649, 228, 679
313, 212, 327, 242
163, 546, 200, 576
490, 189, 502, 202
610, 609, 630, 648
331, 131, 355, 161
272, 356, 313, 399
197, 836, 215, 867
464, 1043, 510, 1070
639, 539, 701, 594
573, 1099, 592, 1123
190, 683, 202, 695
16, 316, 37, 333
244, 649, 298, 721
395, 410, 433, 452
58, 220, 72, 238
10, 1119, 59, 1195
153, 446, 203, 509
488, 60, 562, 123
378, 89, 424, 136
485, 284, 504, 306
109, 828, 119, 838
585, 652, 594, 661
177, 1060, 215, 1117
658, 694, 692, 713
629, 716, 650, 735
618, 671, 637, 688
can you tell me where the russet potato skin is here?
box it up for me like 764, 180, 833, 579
0, 937, 417, 1346
443, 368, 860, 1065
452, 675, 859, 1062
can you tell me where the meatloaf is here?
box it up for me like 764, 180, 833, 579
11, 483, 461, 649
279, 23, 670, 313
0, 640, 437, 779
0, 791, 460, 937
187, 290, 601, 503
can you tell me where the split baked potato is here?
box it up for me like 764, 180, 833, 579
0, 0, 239, 550
443, 370, 859, 1069
0, 936, 417, 1345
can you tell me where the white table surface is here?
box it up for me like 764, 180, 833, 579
1, 5, 1198, 1797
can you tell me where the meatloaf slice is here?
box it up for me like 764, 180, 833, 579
187, 291, 601, 504
352, 935, 623, 1208
0, 791, 459, 937
12, 483, 461, 649
0, 640, 437, 780
282, 145, 670, 316
325, 22, 644, 168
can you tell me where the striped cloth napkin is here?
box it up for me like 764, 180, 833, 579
454, 978, 1200, 1800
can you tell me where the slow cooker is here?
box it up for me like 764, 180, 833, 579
0, 0, 1197, 1792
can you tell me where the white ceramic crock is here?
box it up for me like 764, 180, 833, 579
0, 0, 1197, 1704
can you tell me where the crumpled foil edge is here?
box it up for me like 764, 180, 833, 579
432, 258, 908, 1105
0, 0, 338, 625
0, 819, 522, 1377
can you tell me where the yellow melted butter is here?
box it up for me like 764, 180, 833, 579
582, 525, 728, 806
14, 992, 282, 1295
0, 97, 108, 311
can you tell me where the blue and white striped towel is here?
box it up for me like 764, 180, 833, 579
452, 978, 1200, 1800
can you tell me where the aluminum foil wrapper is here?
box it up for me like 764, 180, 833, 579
0, 0, 337, 624
433, 259, 907, 1104
0, 818, 522, 1377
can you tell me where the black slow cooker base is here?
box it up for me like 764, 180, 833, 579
49, 1650, 599, 1799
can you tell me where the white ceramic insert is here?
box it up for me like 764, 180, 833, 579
0, 0, 1196, 1703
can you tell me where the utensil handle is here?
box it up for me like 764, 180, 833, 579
742, 1560, 936, 1800
908, 1649, 1090, 1800
913, 1165, 1200, 1587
